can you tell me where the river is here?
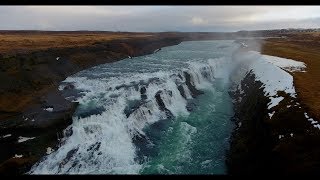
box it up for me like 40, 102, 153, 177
29, 40, 239, 174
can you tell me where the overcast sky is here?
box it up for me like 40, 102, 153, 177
1, 6, 320, 32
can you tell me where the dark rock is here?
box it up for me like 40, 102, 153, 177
0, 89, 78, 175
226, 72, 272, 175
177, 85, 186, 99
183, 71, 203, 98
63, 84, 75, 90
63, 126, 73, 138
123, 99, 145, 118
0, 156, 37, 175
133, 118, 171, 164
186, 102, 197, 112
77, 106, 105, 119
87, 142, 101, 152
140, 86, 147, 100
155, 90, 173, 119
155, 91, 166, 111
59, 147, 79, 169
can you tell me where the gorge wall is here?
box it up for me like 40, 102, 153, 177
226, 51, 320, 175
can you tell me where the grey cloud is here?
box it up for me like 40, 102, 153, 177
0, 6, 320, 32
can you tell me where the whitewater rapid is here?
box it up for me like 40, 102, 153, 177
29, 40, 242, 174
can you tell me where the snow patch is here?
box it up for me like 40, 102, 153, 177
44, 107, 54, 112
235, 51, 305, 110
262, 55, 306, 72
18, 136, 36, 143
314, 124, 320, 129
304, 112, 309, 119
268, 111, 275, 119
304, 112, 320, 129
278, 135, 284, 139
2, 134, 12, 138
46, 147, 53, 155
14, 154, 23, 158
268, 97, 284, 109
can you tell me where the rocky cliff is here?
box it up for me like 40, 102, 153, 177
226, 53, 320, 175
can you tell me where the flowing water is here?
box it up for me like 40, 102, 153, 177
29, 40, 240, 174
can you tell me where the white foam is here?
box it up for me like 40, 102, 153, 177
176, 122, 197, 161
30, 108, 142, 174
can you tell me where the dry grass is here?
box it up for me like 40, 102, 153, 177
261, 32, 320, 120
0, 32, 153, 55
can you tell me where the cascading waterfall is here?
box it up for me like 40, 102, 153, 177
29, 40, 240, 174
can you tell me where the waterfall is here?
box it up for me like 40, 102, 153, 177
29, 40, 239, 174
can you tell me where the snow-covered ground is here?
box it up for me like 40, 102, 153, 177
235, 51, 319, 130
262, 54, 306, 72
268, 97, 284, 110
246, 51, 305, 110
233, 50, 307, 118
248, 51, 299, 103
